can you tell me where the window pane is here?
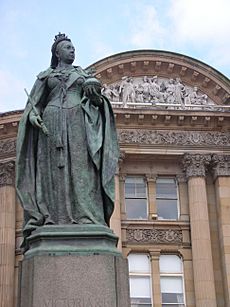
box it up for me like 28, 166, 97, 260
136, 182, 146, 197
156, 199, 178, 220
160, 255, 182, 273
125, 182, 136, 197
125, 177, 146, 198
162, 293, 184, 303
162, 305, 184, 307
160, 276, 183, 293
131, 297, 152, 306
126, 199, 148, 219
156, 179, 177, 199
128, 254, 150, 273
130, 276, 151, 298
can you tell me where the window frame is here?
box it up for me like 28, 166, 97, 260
128, 253, 153, 307
125, 176, 148, 220
156, 176, 180, 220
160, 254, 186, 307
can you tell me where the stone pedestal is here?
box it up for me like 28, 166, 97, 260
18, 225, 130, 307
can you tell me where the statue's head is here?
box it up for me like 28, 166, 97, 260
51, 33, 74, 68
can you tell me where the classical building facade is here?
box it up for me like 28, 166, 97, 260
1, 50, 230, 307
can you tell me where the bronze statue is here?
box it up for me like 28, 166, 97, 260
16, 33, 119, 248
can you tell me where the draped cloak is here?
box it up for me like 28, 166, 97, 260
16, 66, 119, 244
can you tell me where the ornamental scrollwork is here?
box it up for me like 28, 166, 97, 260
212, 154, 230, 178
182, 154, 211, 178
0, 139, 16, 157
0, 161, 15, 187
118, 129, 230, 147
126, 228, 183, 244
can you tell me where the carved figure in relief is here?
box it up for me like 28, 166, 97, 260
108, 75, 212, 110
119, 76, 135, 106
165, 79, 176, 103
174, 77, 185, 105
149, 76, 165, 103
184, 86, 208, 105
141, 76, 151, 102
102, 84, 119, 101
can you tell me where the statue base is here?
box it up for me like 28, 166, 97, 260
18, 225, 130, 307
24, 224, 120, 258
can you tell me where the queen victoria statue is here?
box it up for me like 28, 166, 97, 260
16, 33, 119, 249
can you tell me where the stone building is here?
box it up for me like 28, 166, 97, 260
1, 50, 230, 307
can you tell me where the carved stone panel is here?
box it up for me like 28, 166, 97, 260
182, 154, 211, 178
126, 228, 183, 244
212, 154, 230, 179
0, 139, 16, 158
103, 76, 216, 110
0, 161, 15, 187
118, 129, 230, 147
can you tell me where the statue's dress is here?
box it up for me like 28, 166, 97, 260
16, 67, 119, 243
37, 69, 105, 225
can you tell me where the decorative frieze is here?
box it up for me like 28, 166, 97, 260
0, 161, 15, 187
182, 154, 211, 178
126, 228, 183, 244
212, 154, 230, 179
0, 139, 16, 157
118, 129, 230, 147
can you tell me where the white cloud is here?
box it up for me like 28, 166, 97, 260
168, 0, 230, 73
0, 70, 26, 113
169, 0, 230, 43
127, 3, 166, 49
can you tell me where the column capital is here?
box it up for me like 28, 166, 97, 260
145, 174, 157, 182
176, 174, 187, 183
119, 174, 126, 182
212, 154, 230, 180
182, 153, 211, 178
0, 160, 15, 187
149, 249, 161, 261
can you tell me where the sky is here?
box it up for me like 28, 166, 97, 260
0, 0, 230, 112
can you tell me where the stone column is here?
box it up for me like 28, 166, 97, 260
212, 154, 230, 306
0, 161, 15, 307
182, 154, 216, 307
110, 171, 122, 251
179, 249, 195, 307
149, 250, 162, 307
146, 175, 157, 220
177, 174, 189, 221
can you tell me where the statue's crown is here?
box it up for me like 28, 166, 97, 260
51, 32, 71, 53
54, 32, 69, 44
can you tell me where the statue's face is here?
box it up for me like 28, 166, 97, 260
56, 41, 75, 64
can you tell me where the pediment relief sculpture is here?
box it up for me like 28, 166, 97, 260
102, 76, 217, 111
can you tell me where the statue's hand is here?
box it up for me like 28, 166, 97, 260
29, 111, 43, 129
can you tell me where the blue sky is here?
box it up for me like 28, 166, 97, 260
1, 0, 230, 112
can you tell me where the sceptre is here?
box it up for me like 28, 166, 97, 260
24, 88, 49, 135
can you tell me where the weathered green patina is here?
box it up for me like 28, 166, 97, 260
16, 34, 119, 250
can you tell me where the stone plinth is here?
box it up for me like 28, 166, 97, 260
18, 225, 130, 307
24, 225, 120, 258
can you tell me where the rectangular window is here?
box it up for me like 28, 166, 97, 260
156, 177, 179, 220
125, 177, 148, 219
128, 254, 152, 307
160, 255, 185, 307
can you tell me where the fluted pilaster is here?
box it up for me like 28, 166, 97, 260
0, 161, 16, 307
212, 154, 230, 306
182, 154, 216, 307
